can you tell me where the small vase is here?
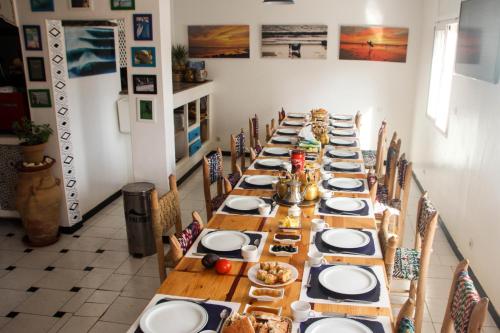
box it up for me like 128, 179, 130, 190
21, 143, 46, 164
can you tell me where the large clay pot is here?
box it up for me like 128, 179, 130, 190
21, 143, 46, 163
16, 159, 62, 246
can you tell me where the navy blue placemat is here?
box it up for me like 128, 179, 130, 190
326, 151, 359, 160
324, 165, 362, 173
321, 180, 365, 192
271, 139, 294, 145
330, 140, 358, 147
305, 264, 381, 302
314, 229, 375, 255
318, 199, 369, 216
300, 317, 385, 333
221, 198, 274, 215
238, 178, 274, 190
196, 231, 263, 259
135, 298, 232, 333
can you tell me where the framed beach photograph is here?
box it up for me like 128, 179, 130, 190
188, 25, 250, 58
110, 0, 134, 10
23, 25, 42, 51
69, 0, 93, 9
136, 97, 155, 123
133, 75, 157, 95
132, 47, 156, 67
29, 89, 52, 108
27, 57, 46, 82
339, 25, 409, 63
133, 14, 153, 41
262, 25, 328, 59
31, 0, 54, 11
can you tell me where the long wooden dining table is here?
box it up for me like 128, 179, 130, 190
134, 114, 393, 332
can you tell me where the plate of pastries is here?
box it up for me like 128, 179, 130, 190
248, 262, 298, 287
222, 313, 291, 333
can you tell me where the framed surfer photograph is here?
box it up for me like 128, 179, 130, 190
133, 14, 153, 41
23, 25, 42, 51
132, 47, 156, 67
261, 25, 328, 59
69, 0, 93, 9
136, 97, 155, 123
27, 57, 46, 82
30, 0, 54, 12
133, 75, 157, 94
111, 0, 134, 10
29, 89, 52, 108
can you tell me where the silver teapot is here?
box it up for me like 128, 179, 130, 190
284, 180, 305, 204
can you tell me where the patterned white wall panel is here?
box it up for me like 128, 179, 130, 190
117, 18, 127, 68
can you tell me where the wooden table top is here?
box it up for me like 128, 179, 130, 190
155, 116, 393, 330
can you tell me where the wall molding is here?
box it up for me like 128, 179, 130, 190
412, 172, 499, 327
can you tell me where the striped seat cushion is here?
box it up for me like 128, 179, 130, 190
362, 149, 377, 168
393, 247, 420, 280
397, 316, 416, 333
227, 172, 241, 188
176, 220, 202, 255
211, 194, 227, 211
451, 270, 481, 333
376, 184, 389, 204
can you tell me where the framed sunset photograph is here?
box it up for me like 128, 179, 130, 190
339, 26, 409, 63
188, 25, 250, 58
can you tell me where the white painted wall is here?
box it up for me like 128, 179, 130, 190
411, 0, 500, 308
172, 0, 424, 151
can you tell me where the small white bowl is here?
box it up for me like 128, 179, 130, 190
241, 245, 258, 261
258, 203, 272, 216
248, 286, 285, 302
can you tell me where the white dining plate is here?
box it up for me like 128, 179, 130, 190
277, 128, 298, 135
330, 162, 361, 171
288, 113, 306, 118
331, 129, 355, 136
225, 196, 266, 211
321, 229, 370, 249
328, 149, 357, 158
283, 120, 304, 126
318, 265, 377, 296
247, 263, 299, 288
140, 300, 209, 333
332, 122, 354, 128
325, 197, 366, 212
263, 147, 289, 156
331, 138, 356, 146
256, 159, 284, 168
327, 178, 363, 190
245, 175, 277, 186
331, 115, 354, 121
272, 136, 293, 143
305, 317, 372, 333
201, 230, 251, 252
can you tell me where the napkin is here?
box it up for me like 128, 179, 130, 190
306, 265, 381, 302
135, 298, 232, 333
300, 317, 384, 333
196, 231, 263, 259
318, 199, 370, 216
314, 229, 375, 255
321, 180, 365, 192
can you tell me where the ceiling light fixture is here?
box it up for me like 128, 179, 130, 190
263, 0, 295, 4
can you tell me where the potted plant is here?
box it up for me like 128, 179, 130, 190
172, 44, 188, 82
13, 118, 53, 163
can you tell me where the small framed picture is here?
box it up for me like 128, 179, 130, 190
133, 14, 153, 41
132, 47, 156, 67
136, 97, 156, 123
132, 75, 157, 95
30, 0, 55, 12
27, 57, 46, 82
28, 89, 52, 108
69, 0, 93, 9
110, 0, 134, 10
23, 25, 42, 51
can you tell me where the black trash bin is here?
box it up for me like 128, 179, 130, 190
122, 182, 156, 257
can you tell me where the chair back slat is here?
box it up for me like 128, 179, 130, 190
355, 111, 362, 130
375, 121, 387, 177
249, 114, 259, 149
230, 129, 246, 173
203, 148, 225, 219
279, 107, 286, 123
385, 135, 402, 200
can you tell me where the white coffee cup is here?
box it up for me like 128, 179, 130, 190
258, 203, 272, 216
323, 157, 332, 165
320, 170, 332, 181
320, 189, 333, 200
291, 300, 313, 323
311, 218, 326, 232
308, 250, 326, 267
241, 245, 258, 261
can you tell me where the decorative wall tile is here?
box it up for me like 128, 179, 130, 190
117, 19, 127, 68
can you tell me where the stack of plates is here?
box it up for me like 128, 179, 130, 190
140, 301, 209, 333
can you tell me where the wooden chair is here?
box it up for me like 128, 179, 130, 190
278, 107, 286, 124
265, 119, 276, 141
391, 154, 413, 243
379, 192, 439, 333
395, 297, 416, 332
249, 114, 259, 149
441, 260, 489, 333
362, 121, 387, 176
354, 110, 362, 130
377, 134, 401, 203
367, 171, 379, 204
203, 148, 232, 220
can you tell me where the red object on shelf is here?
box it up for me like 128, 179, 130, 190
0, 92, 29, 131
291, 149, 305, 174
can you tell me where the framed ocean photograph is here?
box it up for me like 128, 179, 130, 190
136, 97, 155, 123
29, 89, 52, 108
133, 14, 153, 41
64, 25, 117, 78
27, 57, 46, 82
111, 0, 134, 10
69, 0, 93, 9
132, 47, 156, 67
30, 0, 54, 11
339, 25, 409, 63
133, 75, 157, 94
23, 25, 42, 51
188, 25, 250, 58
261, 25, 328, 59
